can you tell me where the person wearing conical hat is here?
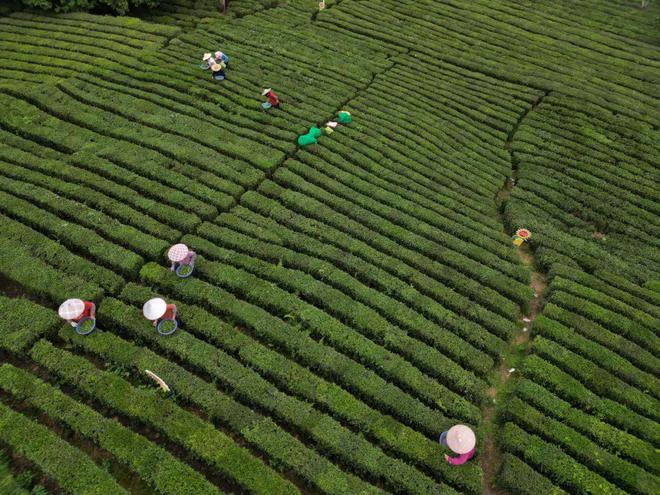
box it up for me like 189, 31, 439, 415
214, 51, 230, 67
59, 299, 96, 328
168, 243, 196, 272
261, 88, 280, 108
210, 61, 226, 81
439, 425, 476, 465
143, 298, 177, 328
202, 53, 214, 69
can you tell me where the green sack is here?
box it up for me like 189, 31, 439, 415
338, 111, 352, 124
297, 133, 318, 146
309, 126, 322, 138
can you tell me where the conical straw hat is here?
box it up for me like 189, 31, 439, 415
262, 88, 272, 96
59, 299, 84, 319
143, 298, 167, 320
168, 243, 189, 262
446, 425, 476, 454
211, 63, 222, 72
202, 53, 212, 61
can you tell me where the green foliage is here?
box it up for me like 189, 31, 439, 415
18, 0, 161, 15
0, 297, 61, 353
103, 290, 482, 494
140, 261, 481, 423
28, 339, 298, 495
58, 321, 386, 495
502, 397, 660, 494
0, 213, 123, 294
497, 454, 567, 495
0, 3, 658, 495
0, 364, 222, 495
184, 232, 489, 401
0, 452, 31, 495
501, 422, 627, 495
511, 378, 659, 474
520, 354, 659, 446
0, 399, 127, 495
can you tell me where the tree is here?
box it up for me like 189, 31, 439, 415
18, 0, 161, 15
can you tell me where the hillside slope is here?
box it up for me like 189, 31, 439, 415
0, 1, 657, 494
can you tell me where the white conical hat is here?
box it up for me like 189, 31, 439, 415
202, 52, 212, 61
446, 425, 476, 454
262, 88, 272, 96
59, 299, 84, 319
168, 243, 189, 262
143, 298, 167, 320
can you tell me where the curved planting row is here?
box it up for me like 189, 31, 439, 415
318, 0, 658, 124
0, 12, 178, 84
257, 178, 531, 312
0, 134, 199, 232
219, 205, 516, 342
96, 294, 470, 494
29, 339, 298, 495
0, 92, 232, 213
497, 269, 660, 493
139, 261, 480, 424
186, 234, 490, 395
0, 2, 656, 494
505, 95, 659, 283
0, 297, 60, 353
199, 220, 497, 375
0, 400, 127, 495
0, 364, 223, 495
57, 324, 386, 495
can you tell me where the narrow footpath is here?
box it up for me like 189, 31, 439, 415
481, 244, 546, 494
481, 91, 549, 494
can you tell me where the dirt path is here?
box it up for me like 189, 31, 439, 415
481, 92, 549, 494
481, 245, 546, 494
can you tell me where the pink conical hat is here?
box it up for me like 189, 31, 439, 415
446, 425, 476, 454
168, 243, 189, 262
58, 299, 84, 320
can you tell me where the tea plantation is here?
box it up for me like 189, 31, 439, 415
0, 1, 658, 494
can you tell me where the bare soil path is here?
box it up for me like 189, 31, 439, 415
481, 92, 549, 494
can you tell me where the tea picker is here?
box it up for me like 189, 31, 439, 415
512, 228, 531, 247
59, 298, 96, 335
439, 425, 476, 465
201, 52, 227, 81
168, 243, 196, 278
201, 51, 230, 69
261, 88, 280, 110
201, 53, 213, 69
337, 110, 351, 124
214, 51, 230, 67
297, 126, 322, 147
143, 297, 178, 336
211, 62, 226, 81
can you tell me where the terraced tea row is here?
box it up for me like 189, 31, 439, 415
498, 271, 660, 494
0, 1, 657, 494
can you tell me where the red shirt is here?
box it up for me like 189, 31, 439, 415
72, 301, 95, 322
267, 90, 279, 106
162, 304, 177, 321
